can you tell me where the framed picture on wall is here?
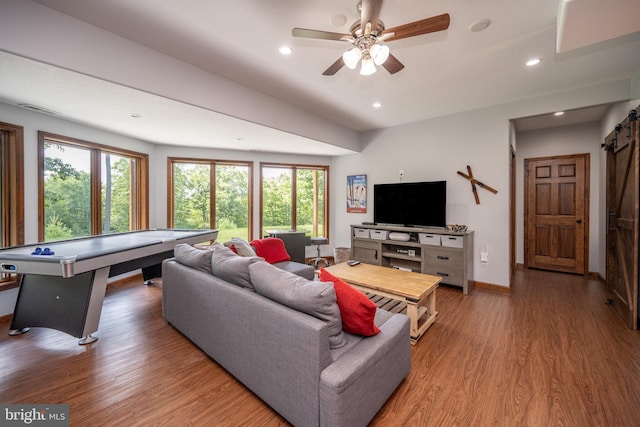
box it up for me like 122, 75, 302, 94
347, 174, 367, 213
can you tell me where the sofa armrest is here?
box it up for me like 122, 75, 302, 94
273, 260, 315, 280
319, 313, 411, 427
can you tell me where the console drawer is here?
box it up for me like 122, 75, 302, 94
353, 228, 370, 238
418, 233, 441, 245
423, 248, 463, 267
441, 235, 464, 248
424, 267, 463, 286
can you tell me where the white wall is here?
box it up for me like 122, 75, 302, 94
330, 80, 634, 288
514, 122, 602, 274
332, 108, 511, 287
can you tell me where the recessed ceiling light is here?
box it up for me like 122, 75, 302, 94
469, 19, 491, 32
526, 58, 541, 67
554, 111, 565, 116
130, 113, 142, 118
372, 102, 382, 109
279, 46, 292, 55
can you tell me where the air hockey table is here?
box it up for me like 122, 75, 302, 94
0, 229, 218, 344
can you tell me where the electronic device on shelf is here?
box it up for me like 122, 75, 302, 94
347, 260, 360, 266
373, 181, 446, 228
389, 232, 411, 241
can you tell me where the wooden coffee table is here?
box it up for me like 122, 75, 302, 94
324, 262, 440, 344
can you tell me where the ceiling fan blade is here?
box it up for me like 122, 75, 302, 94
322, 57, 345, 76
292, 28, 351, 41
361, 0, 383, 35
381, 13, 450, 42
381, 53, 404, 74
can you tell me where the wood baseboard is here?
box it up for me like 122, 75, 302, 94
0, 312, 11, 325
474, 280, 511, 292
587, 272, 605, 282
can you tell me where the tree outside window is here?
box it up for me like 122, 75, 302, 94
168, 159, 252, 242
261, 163, 329, 239
39, 132, 148, 242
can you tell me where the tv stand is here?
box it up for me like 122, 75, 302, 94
351, 224, 474, 295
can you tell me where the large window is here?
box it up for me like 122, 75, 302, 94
261, 163, 328, 239
168, 158, 252, 242
38, 132, 148, 241
0, 122, 24, 290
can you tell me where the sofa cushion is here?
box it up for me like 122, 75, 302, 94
211, 245, 262, 290
249, 261, 347, 349
319, 269, 381, 337
174, 243, 215, 275
223, 237, 256, 257
250, 237, 291, 264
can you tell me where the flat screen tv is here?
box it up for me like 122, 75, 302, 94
373, 181, 446, 228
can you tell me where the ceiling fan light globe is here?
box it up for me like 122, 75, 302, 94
360, 57, 377, 75
370, 44, 389, 65
343, 47, 362, 69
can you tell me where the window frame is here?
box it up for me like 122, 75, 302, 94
167, 157, 253, 239
38, 131, 149, 241
259, 162, 330, 240
0, 122, 25, 290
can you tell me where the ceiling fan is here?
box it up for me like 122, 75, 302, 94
292, 0, 450, 76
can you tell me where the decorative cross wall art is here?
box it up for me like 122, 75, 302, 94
457, 165, 498, 205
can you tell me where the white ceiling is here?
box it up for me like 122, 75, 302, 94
2, 0, 640, 154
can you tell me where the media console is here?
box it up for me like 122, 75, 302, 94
350, 224, 474, 295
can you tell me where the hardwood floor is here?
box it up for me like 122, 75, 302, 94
1, 269, 640, 426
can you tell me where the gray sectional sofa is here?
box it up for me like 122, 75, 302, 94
162, 244, 411, 427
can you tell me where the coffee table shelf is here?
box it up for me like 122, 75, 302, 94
324, 262, 440, 344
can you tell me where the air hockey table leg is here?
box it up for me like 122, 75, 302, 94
78, 335, 98, 345
9, 266, 110, 345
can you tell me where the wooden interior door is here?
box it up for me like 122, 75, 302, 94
604, 109, 639, 329
525, 154, 589, 274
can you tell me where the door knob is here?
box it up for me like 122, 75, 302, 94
577, 219, 582, 224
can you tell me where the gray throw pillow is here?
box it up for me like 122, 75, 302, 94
223, 237, 256, 257
249, 261, 346, 349
174, 243, 214, 275
211, 245, 262, 289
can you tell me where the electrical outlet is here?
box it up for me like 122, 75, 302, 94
399, 169, 405, 178
481, 246, 489, 264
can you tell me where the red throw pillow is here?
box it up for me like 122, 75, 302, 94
319, 268, 380, 336
250, 238, 291, 264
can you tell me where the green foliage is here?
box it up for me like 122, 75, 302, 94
44, 212, 74, 241
43, 150, 326, 243
215, 165, 249, 229
262, 169, 292, 228
173, 163, 250, 240
173, 163, 211, 229
103, 157, 131, 233
44, 170, 91, 240
262, 168, 326, 237
43, 145, 136, 241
